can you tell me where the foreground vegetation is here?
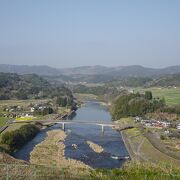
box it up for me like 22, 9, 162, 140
0, 117, 9, 127
0, 124, 40, 153
91, 161, 180, 180
0, 159, 179, 179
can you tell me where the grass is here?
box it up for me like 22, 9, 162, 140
1, 123, 27, 134
0, 123, 28, 142
115, 117, 136, 128
92, 161, 180, 180
57, 107, 71, 114
0, 99, 50, 106
119, 118, 180, 166
30, 130, 90, 177
0, 162, 179, 180
135, 87, 180, 105
0, 99, 51, 113
0, 117, 9, 127
74, 93, 97, 101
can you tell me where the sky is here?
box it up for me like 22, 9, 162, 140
0, 0, 180, 68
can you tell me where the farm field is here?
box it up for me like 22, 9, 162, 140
136, 87, 180, 105
74, 93, 97, 101
0, 99, 50, 107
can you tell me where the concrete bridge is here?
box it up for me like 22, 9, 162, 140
13, 120, 133, 133
55, 120, 118, 133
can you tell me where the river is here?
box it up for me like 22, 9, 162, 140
14, 101, 129, 168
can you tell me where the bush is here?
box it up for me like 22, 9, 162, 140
1, 124, 40, 153
160, 135, 166, 140
145, 91, 152, 100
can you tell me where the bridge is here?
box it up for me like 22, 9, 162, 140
54, 120, 118, 133
13, 119, 133, 133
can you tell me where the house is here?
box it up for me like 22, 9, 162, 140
30, 104, 47, 112
128, 89, 134, 93
145, 123, 152, 127
30, 107, 35, 112
155, 121, 172, 128
134, 116, 141, 122
177, 124, 180, 130
162, 121, 172, 128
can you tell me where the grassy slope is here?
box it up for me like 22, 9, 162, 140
118, 118, 180, 166
74, 93, 97, 101
0, 117, 9, 127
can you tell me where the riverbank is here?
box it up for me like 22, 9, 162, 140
30, 130, 91, 176
4, 101, 128, 169
116, 118, 180, 166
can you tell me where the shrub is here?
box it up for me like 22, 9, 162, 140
160, 135, 166, 140
1, 124, 40, 153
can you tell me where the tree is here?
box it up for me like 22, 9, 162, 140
56, 96, 67, 107
1, 124, 39, 152
111, 91, 165, 120
145, 91, 152, 100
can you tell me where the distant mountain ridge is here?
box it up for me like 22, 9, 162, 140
0, 64, 180, 77
0, 64, 61, 76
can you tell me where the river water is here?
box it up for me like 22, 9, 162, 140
14, 101, 129, 168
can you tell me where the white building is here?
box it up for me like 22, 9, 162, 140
162, 121, 172, 128
30, 107, 35, 112
177, 124, 180, 130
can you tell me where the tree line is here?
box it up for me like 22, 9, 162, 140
0, 73, 74, 102
111, 91, 165, 120
0, 124, 40, 153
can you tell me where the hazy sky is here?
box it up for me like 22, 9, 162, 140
0, 0, 180, 68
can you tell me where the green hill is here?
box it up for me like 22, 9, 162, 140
0, 73, 72, 100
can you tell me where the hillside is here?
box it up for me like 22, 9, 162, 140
0, 73, 72, 100
0, 64, 61, 76
1, 64, 180, 78
145, 74, 180, 87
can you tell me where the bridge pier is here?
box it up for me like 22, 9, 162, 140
101, 125, 104, 134
62, 123, 65, 131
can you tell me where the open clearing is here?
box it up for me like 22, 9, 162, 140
136, 87, 180, 105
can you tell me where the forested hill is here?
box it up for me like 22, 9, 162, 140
145, 74, 180, 87
0, 73, 72, 100
1, 64, 180, 86
1, 64, 180, 77
107, 74, 180, 87
0, 64, 61, 76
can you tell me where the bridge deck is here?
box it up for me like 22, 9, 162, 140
13, 119, 118, 126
